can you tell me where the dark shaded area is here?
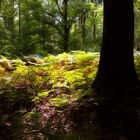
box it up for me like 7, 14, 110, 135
94, 90, 140, 140
0, 89, 139, 140
0, 89, 33, 140
69, 88, 140, 140
91, 0, 140, 138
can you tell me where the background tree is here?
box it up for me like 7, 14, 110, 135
85, 2, 103, 50
19, 0, 45, 55
43, 0, 92, 52
0, 0, 17, 55
70, 1, 103, 51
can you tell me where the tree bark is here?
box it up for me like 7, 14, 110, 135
18, 0, 21, 37
42, 21, 46, 54
79, 0, 87, 48
92, 0, 139, 95
93, 25, 96, 40
63, 28, 69, 52
63, 0, 69, 52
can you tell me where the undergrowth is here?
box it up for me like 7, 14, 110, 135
0, 51, 140, 139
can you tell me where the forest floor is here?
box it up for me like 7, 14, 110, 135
0, 51, 140, 140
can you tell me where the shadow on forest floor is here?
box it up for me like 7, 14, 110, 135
66, 88, 140, 140
94, 95, 140, 140
0, 89, 140, 140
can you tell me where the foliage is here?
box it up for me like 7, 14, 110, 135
0, 51, 140, 138
134, 52, 140, 77
0, 0, 140, 55
49, 97, 69, 108
0, 51, 98, 134
134, 0, 140, 50
0, 0, 103, 55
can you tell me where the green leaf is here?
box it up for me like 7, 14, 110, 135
49, 98, 68, 108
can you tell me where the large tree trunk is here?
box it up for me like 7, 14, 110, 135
92, 0, 139, 95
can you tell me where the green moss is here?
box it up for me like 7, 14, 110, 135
52, 82, 69, 88
49, 97, 69, 108
63, 70, 84, 83
0, 65, 5, 73
70, 89, 92, 101
0, 60, 13, 70
43, 54, 58, 64
30, 57, 39, 63
0, 51, 100, 111
32, 90, 54, 103
13, 59, 26, 66
22, 109, 40, 121
37, 91, 51, 98
32, 97, 41, 103
87, 71, 97, 79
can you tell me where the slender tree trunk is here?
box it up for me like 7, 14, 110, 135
0, 0, 2, 11
92, 0, 139, 95
63, 0, 69, 52
79, 15, 86, 48
79, 0, 87, 48
92, 11, 96, 40
42, 22, 46, 54
81, 14, 86, 48
19, 0, 21, 37
11, 0, 14, 27
93, 25, 96, 40
9, 0, 15, 32
9, 0, 16, 48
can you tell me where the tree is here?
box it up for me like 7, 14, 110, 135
0, 0, 17, 55
18, 0, 45, 55
86, 2, 103, 48
0, 0, 103, 55
79, 0, 87, 48
43, 0, 72, 52
70, 1, 103, 51
92, 0, 139, 95
43, 0, 91, 52
91, 2, 140, 139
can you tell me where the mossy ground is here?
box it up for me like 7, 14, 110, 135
0, 51, 140, 139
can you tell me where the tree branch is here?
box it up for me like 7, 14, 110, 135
45, 11, 62, 25
55, 0, 64, 17
43, 19, 64, 37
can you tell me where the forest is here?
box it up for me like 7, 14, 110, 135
0, 0, 140, 140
